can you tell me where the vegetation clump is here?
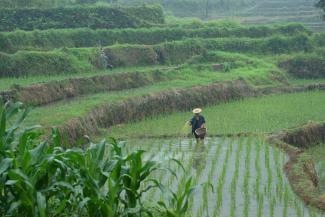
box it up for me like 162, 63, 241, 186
269, 122, 325, 210
0, 101, 196, 217
279, 54, 325, 79
0, 23, 309, 53
0, 5, 164, 31
0, 34, 315, 78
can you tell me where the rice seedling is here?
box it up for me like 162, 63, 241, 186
255, 140, 262, 199
105, 134, 325, 217
269, 196, 276, 217
264, 140, 273, 195
294, 198, 304, 217
213, 138, 233, 217
208, 139, 223, 182
257, 193, 264, 217
243, 137, 252, 217
4, 98, 325, 216
2, 6, 325, 217
107, 90, 325, 139
273, 144, 284, 199
283, 184, 290, 217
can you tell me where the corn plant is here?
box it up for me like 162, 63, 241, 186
158, 176, 213, 217
0, 101, 81, 217
156, 177, 196, 217
0, 101, 200, 217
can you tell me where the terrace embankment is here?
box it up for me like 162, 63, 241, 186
57, 79, 325, 145
279, 53, 325, 79
0, 69, 167, 106
0, 23, 308, 53
0, 34, 313, 77
268, 122, 325, 210
0, 4, 164, 32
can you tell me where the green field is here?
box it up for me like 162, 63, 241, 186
1, 1, 325, 216
22, 59, 280, 127
126, 137, 324, 217
105, 91, 325, 139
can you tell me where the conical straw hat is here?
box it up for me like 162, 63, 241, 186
192, 108, 202, 114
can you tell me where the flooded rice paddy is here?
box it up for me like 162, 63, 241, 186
126, 137, 324, 217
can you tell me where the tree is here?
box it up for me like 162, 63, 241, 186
317, 0, 325, 8
316, 0, 325, 17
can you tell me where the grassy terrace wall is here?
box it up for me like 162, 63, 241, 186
0, 69, 166, 106
0, 34, 314, 77
57, 80, 325, 145
269, 122, 325, 210
279, 54, 325, 79
0, 5, 164, 32
0, 24, 309, 53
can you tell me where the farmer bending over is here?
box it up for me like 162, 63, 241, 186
189, 108, 206, 142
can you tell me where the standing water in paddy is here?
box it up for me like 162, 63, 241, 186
0, 0, 325, 216
129, 137, 324, 217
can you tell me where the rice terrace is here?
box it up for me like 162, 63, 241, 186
1, 0, 325, 216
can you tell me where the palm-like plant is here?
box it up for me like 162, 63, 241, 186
156, 177, 198, 217
0, 100, 196, 217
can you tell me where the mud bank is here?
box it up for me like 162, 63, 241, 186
57, 79, 325, 145
0, 70, 166, 106
268, 122, 325, 210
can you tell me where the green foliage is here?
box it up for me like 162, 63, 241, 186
0, 50, 91, 77
104, 45, 159, 67
316, 0, 325, 18
156, 177, 197, 217
0, 23, 308, 53
313, 32, 325, 47
0, 5, 164, 32
122, 4, 164, 24
119, 0, 256, 17
0, 34, 313, 78
0, 0, 71, 8
0, 101, 196, 217
279, 54, 325, 78
107, 91, 325, 138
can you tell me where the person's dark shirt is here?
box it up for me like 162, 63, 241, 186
190, 115, 206, 134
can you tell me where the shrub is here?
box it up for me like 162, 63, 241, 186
0, 50, 91, 77
0, 23, 309, 53
121, 4, 164, 24
104, 45, 159, 67
313, 32, 325, 47
0, 34, 315, 78
279, 54, 325, 78
0, 5, 164, 32
261, 34, 313, 54
154, 39, 205, 64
